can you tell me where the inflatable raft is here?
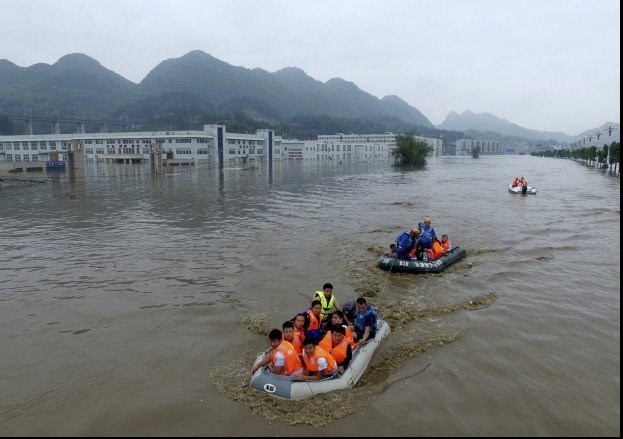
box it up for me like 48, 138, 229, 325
508, 183, 537, 194
377, 246, 466, 274
249, 319, 391, 400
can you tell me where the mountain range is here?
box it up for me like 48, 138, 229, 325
0, 51, 618, 144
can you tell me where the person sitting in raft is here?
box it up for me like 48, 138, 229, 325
251, 329, 304, 377
511, 177, 519, 188
292, 312, 308, 333
396, 228, 420, 259
325, 310, 357, 344
351, 297, 377, 346
314, 282, 349, 326
386, 243, 398, 258
519, 176, 528, 187
410, 243, 428, 261
282, 320, 303, 357
318, 325, 353, 374
306, 299, 323, 331
298, 337, 339, 381
440, 234, 451, 253
417, 217, 437, 249
424, 237, 445, 261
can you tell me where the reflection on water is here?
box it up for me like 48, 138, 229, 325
0, 157, 619, 436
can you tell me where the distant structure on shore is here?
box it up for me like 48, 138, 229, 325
0, 125, 443, 170
455, 139, 503, 156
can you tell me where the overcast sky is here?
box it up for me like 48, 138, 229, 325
2, 0, 620, 135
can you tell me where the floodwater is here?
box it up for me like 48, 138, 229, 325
0, 156, 619, 436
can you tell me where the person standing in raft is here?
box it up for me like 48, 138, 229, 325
314, 282, 349, 326
251, 329, 304, 377
417, 217, 437, 249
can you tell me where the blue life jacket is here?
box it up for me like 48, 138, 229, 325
418, 223, 436, 248
396, 232, 416, 251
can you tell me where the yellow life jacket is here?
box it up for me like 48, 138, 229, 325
315, 291, 336, 320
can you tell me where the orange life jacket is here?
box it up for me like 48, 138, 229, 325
343, 325, 356, 347
306, 309, 321, 331
319, 333, 350, 364
303, 346, 337, 374
283, 331, 303, 355
430, 241, 445, 260
271, 340, 303, 376
441, 240, 451, 252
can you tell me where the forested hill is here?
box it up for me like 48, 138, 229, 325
0, 50, 434, 136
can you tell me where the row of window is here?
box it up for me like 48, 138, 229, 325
0, 141, 56, 147
3, 154, 63, 162
227, 149, 264, 155
227, 139, 265, 146
80, 147, 217, 156
0, 145, 63, 151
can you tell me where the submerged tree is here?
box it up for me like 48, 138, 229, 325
471, 145, 480, 158
0, 113, 14, 135
392, 134, 433, 167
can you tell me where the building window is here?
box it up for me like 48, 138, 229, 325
14, 154, 21, 161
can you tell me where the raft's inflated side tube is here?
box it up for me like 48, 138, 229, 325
249, 319, 391, 400
508, 184, 537, 194
377, 246, 466, 274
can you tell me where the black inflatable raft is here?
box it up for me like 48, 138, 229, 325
378, 246, 466, 274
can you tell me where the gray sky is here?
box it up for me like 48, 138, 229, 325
2, 0, 620, 135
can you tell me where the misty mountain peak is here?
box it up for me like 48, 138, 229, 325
381, 95, 406, 104
325, 77, 359, 90
55, 53, 102, 68
274, 66, 308, 77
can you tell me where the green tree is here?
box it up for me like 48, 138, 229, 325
0, 113, 14, 135
471, 145, 480, 158
391, 134, 433, 167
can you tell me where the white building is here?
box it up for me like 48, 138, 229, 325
0, 125, 442, 166
0, 125, 279, 167
455, 139, 502, 155
277, 133, 442, 161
